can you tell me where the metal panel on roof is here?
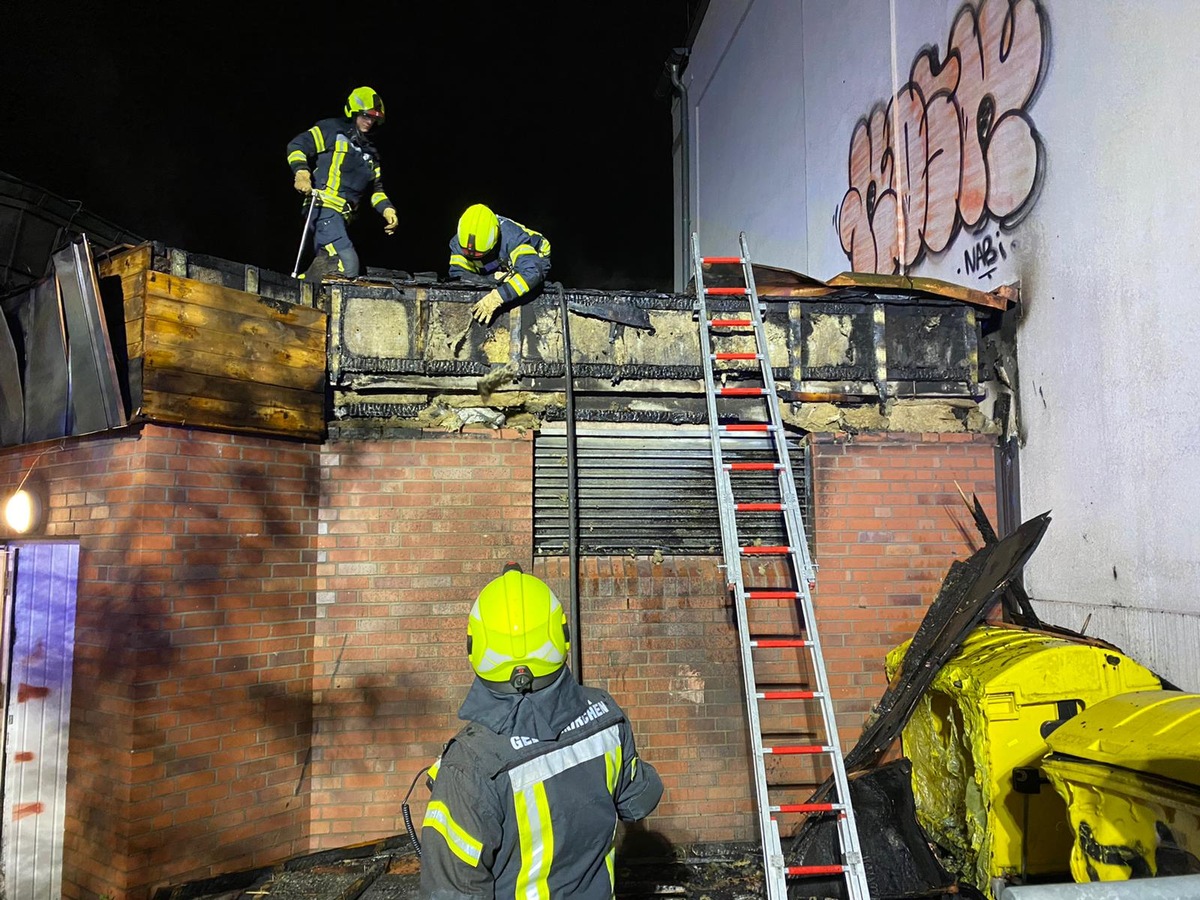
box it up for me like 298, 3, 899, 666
0, 304, 23, 445
18, 276, 69, 443
0, 170, 143, 296
52, 236, 126, 434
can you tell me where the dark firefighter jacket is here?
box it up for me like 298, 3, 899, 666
419, 669, 662, 900
448, 216, 552, 304
286, 117, 395, 218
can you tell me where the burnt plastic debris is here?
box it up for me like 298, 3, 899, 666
786, 759, 956, 900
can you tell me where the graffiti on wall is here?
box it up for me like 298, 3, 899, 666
836, 0, 1047, 277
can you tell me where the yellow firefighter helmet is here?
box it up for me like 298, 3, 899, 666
457, 203, 500, 260
467, 564, 568, 693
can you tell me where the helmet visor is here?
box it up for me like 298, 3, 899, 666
346, 87, 386, 123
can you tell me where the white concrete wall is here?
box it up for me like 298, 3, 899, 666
684, 0, 811, 267
678, 0, 1200, 689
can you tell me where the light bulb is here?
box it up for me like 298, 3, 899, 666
4, 489, 42, 534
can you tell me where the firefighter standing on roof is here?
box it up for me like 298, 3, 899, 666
419, 564, 663, 900
449, 203, 552, 324
287, 86, 398, 279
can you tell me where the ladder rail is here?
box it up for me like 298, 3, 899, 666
692, 233, 744, 581
691, 233, 786, 900
693, 232, 871, 900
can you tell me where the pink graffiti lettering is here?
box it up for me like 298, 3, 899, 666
838, 0, 1045, 274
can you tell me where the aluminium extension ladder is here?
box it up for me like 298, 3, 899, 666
691, 232, 870, 900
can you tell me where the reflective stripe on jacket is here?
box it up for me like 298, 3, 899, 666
286, 117, 394, 218
448, 216, 551, 304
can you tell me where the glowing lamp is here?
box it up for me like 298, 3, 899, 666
4, 489, 43, 534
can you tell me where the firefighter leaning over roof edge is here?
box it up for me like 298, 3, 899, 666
448, 203, 552, 324
286, 86, 399, 280
419, 564, 663, 900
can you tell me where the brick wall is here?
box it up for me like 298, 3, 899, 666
0, 425, 996, 895
810, 433, 999, 743
310, 432, 534, 843
0, 425, 320, 899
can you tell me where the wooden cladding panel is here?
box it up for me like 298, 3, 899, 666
139, 370, 325, 437
141, 270, 325, 340
141, 283, 325, 389
97, 244, 150, 360
97, 245, 148, 415
97, 244, 327, 441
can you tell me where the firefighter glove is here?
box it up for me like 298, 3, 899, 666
293, 170, 313, 194
383, 207, 399, 235
472, 289, 504, 325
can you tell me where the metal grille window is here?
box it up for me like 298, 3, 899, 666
534, 424, 813, 556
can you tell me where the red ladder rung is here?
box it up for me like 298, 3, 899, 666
746, 590, 801, 600
706, 286, 747, 296
735, 502, 782, 512
772, 802, 839, 814
787, 865, 846, 877
702, 256, 743, 264
713, 352, 760, 360
718, 387, 768, 396
757, 689, 819, 700
763, 744, 833, 755
726, 462, 779, 471
750, 638, 811, 648
711, 318, 752, 327
740, 545, 790, 555
721, 423, 772, 432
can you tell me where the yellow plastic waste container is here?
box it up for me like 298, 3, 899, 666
1042, 690, 1200, 883
886, 625, 1161, 896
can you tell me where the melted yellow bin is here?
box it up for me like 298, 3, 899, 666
887, 625, 1161, 896
1043, 690, 1200, 883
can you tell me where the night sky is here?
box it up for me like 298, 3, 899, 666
2, 2, 694, 291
